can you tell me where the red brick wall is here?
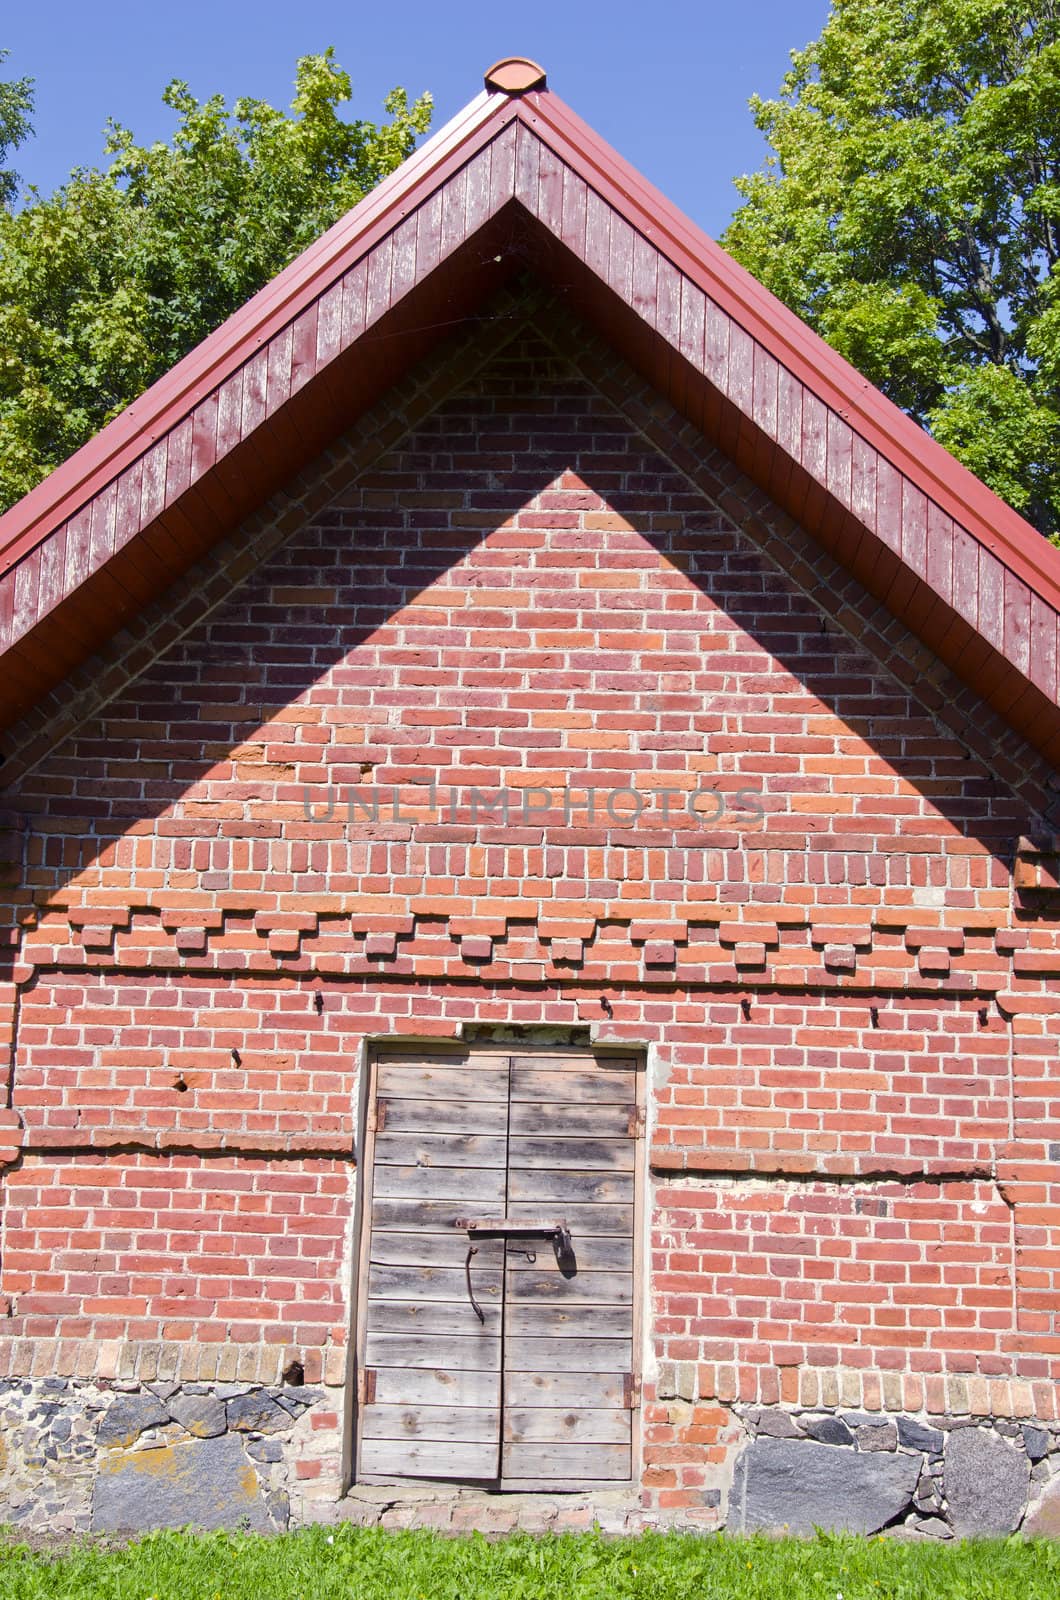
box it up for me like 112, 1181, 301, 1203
1, 312, 1058, 1509
7, 328, 1031, 912
653, 994, 1012, 1174
652, 1176, 1014, 1373
14, 972, 355, 1145
3, 1154, 349, 1346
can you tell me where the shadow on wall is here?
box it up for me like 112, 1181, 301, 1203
0, 306, 1034, 915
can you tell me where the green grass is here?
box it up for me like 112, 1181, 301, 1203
2, 1525, 1059, 1600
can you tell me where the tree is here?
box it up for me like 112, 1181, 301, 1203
722, 0, 1060, 537
0, 48, 33, 206
0, 50, 431, 512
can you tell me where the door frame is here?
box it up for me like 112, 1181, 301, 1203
350, 1040, 647, 1492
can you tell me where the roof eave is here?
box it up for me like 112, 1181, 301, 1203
0, 87, 513, 580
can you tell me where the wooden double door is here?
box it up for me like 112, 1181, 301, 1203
356, 1045, 643, 1490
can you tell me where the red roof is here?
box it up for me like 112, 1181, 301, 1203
2, 60, 1059, 760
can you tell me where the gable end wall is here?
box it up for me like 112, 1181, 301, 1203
1, 310, 1059, 1536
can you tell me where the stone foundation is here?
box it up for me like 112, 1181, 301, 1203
731, 1407, 1060, 1538
7, 1377, 1060, 1536
0, 1376, 341, 1534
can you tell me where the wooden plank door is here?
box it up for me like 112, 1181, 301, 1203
356, 1046, 642, 1489
358, 1049, 509, 1482
502, 1052, 639, 1488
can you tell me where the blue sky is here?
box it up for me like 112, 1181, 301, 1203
3, 1, 829, 238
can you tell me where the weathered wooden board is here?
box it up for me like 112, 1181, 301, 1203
363, 1405, 499, 1442
500, 1442, 631, 1481
504, 1371, 628, 1409
370, 1366, 501, 1408
365, 1334, 501, 1371
505, 1269, 632, 1304
368, 1298, 501, 1336
374, 1048, 509, 1068
502, 1236, 633, 1272
509, 1067, 637, 1104
509, 1049, 640, 1062
359, 1439, 499, 1481
504, 1338, 633, 1372
379, 1099, 508, 1135
506, 1304, 632, 1339
372, 1198, 503, 1232
370, 1232, 505, 1268
376, 1064, 509, 1101
373, 1132, 508, 1169
509, 1102, 633, 1137
372, 1165, 506, 1202
368, 1263, 504, 1303
506, 1201, 634, 1235
507, 1170, 634, 1204
504, 1408, 630, 1444
507, 1136, 634, 1171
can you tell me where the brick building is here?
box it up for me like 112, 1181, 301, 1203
2, 59, 1060, 1536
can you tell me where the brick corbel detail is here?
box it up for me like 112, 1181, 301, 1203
1015, 835, 1060, 905
12, 902, 1060, 1004
254, 911, 319, 959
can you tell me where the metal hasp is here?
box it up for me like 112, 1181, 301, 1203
455, 1215, 574, 1261
455, 1216, 566, 1235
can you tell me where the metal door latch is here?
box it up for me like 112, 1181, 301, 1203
456, 1218, 576, 1306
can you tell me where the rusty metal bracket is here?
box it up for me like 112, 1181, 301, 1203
455, 1216, 566, 1234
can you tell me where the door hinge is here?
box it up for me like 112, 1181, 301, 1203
623, 1372, 641, 1408
366, 1099, 387, 1134
357, 1367, 377, 1405
627, 1104, 645, 1138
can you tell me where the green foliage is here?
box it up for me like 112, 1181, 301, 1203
0, 48, 33, 207
2, 1525, 1060, 1599
722, 0, 1060, 537
0, 50, 431, 512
